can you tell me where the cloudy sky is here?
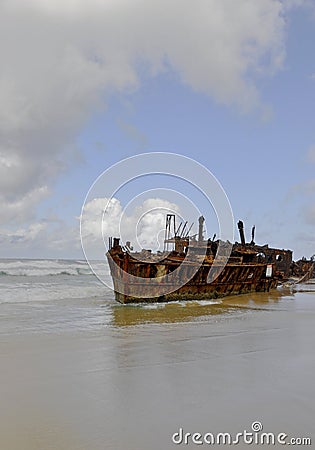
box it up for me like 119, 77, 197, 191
1, 0, 314, 259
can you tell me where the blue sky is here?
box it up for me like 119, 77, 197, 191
0, 0, 314, 259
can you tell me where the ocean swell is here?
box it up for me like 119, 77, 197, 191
0, 259, 106, 277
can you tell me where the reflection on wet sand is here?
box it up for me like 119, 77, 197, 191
1, 280, 314, 450
111, 287, 294, 327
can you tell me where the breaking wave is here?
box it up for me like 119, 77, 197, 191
0, 259, 108, 277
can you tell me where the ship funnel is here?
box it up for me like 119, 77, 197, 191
198, 216, 205, 242
113, 237, 120, 248
237, 220, 246, 245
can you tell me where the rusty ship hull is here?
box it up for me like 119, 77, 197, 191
107, 215, 292, 304
107, 251, 277, 304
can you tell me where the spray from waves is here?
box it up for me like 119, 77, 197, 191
0, 259, 109, 277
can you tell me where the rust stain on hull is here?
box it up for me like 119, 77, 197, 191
108, 248, 280, 304
106, 215, 298, 304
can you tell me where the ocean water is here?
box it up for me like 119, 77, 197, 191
0, 258, 114, 335
0, 258, 243, 334
0, 259, 315, 450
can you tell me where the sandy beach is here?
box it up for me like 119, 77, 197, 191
0, 262, 314, 449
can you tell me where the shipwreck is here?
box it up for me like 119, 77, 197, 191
106, 214, 301, 304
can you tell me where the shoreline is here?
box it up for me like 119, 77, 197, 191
0, 286, 314, 449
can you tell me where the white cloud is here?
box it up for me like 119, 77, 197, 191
0, 0, 306, 224
0, 222, 47, 244
0, 219, 82, 258
0, 196, 183, 258
81, 197, 123, 243
81, 196, 181, 254
120, 198, 181, 251
0, 186, 50, 224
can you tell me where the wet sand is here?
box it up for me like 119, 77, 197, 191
0, 287, 314, 449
